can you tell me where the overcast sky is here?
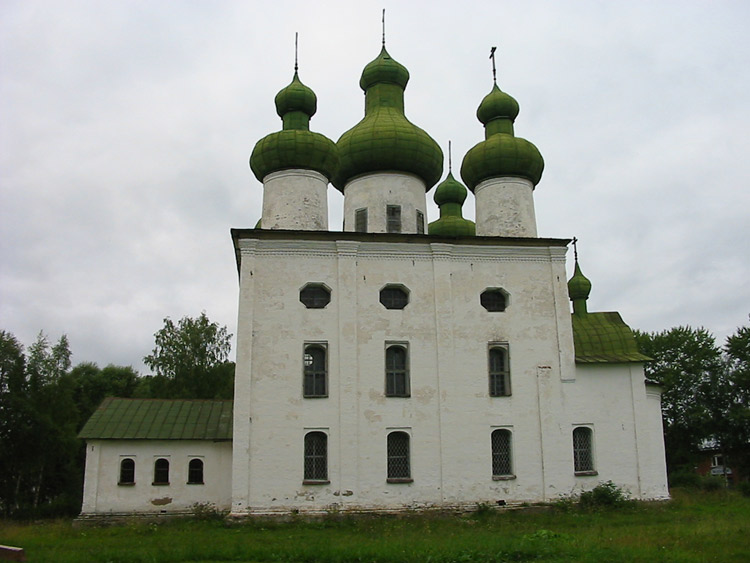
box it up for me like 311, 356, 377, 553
1, 0, 748, 372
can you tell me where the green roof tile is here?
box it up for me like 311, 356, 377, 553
78, 398, 233, 441
571, 312, 651, 364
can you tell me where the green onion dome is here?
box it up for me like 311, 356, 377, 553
334, 46, 443, 192
568, 260, 592, 315
428, 172, 476, 236
460, 83, 544, 191
250, 71, 339, 182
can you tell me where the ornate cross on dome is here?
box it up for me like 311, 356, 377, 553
294, 32, 299, 72
489, 46, 497, 84
382, 9, 386, 47
572, 237, 579, 262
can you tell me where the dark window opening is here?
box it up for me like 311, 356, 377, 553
573, 427, 595, 473
480, 289, 507, 312
119, 458, 135, 485
416, 210, 425, 234
489, 347, 511, 397
491, 429, 513, 477
304, 431, 328, 482
387, 431, 411, 481
304, 344, 327, 397
153, 458, 169, 485
188, 458, 204, 484
300, 284, 331, 309
355, 208, 368, 233
387, 205, 401, 233
380, 285, 409, 309
386, 345, 409, 397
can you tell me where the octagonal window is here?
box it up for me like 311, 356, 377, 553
300, 283, 331, 309
480, 288, 508, 312
380, 285, 409, 310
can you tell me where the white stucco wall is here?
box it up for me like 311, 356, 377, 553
342, 172, 428, 233
262, 169, 329, 230
81, 440, 232, 515
231, 233, 668, 515
474, 177, 537, 237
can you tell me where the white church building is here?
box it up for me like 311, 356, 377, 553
79, 41, 669, 517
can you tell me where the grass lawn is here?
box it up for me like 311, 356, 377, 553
1, 489, 749, 562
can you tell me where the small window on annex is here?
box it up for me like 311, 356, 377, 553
187, 458, 204, 484
379, 284, 409, 310
299, 283, 331, 309
385, 344, 409, 397
303, 344, 328, 398
491, 429, 514, 478
489, 345, 511, 397
387, 431, 411, 482
573, 427, 596, 474
355, 208, 368, 233
119, 458, 135, 485
480, 288, 509, 312
303, 431, 328, 483
153, 458, 170, 485
416, 210, 425, 234
387, 205, 402, 233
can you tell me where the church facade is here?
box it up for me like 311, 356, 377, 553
79, 41, 669, 517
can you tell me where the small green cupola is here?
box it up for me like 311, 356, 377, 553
429, 144, 476, 236
334, 44, 443, 191
460, 64, 544, 191
250, 66, 339, 182
568, 259, 592, 315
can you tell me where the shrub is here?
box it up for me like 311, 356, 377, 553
737, 482, 750, 497
578, 481, 632, 509
191, 502, 226, 521
700, 476, 725, 491
669, 469, 702, 489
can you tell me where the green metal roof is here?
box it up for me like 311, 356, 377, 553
571, 312, 651, 364
78, 398, 233, 441
428, 172, 476, 236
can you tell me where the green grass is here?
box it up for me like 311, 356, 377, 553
2, 489, 749, 562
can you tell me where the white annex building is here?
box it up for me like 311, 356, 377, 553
79, 41, 669, 517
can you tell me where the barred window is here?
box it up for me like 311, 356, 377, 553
303, 344, 327, 398
153, 458, 169, 485
573, 427, 595, 473
385, 345, 409, 397
119, 458, 135, 485
299, 283, 331, 309
491, 429, 513, 477
489, 346, 511, 397
480, 288, 508, 312
304, 431, 328, 483
387, 431, 411, 482
380, 285, 409, 309
416, 210, 425, 234
355, 208, 368, 233
387, 205, 401, 233
187, 458, 204, 484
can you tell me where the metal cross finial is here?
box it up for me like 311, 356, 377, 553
382, 9, 386, 47
572, 237, 579, 262
489, 46, 497, 84
294, 32, 299, 73
448, 140, 452, 173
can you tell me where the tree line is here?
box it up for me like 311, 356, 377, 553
1, 313, 748, 517
0, 313, 233, 518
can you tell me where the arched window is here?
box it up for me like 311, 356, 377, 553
187, 458, 204, 484
489, 346, 511, 397
153, 458, 170, 485
119, 458, 135, 485
573, 427, 595, 474
303, 431, 328, 483
387, 431, 411, 482
491, 429, 513, 477
303, 344, 327, 397
385, 344, 409, 397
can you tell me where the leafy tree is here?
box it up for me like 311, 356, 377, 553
144, 313, 233, 399
723, 318, 750, 474
66, 363, 139, 429
634, 326, 725, 472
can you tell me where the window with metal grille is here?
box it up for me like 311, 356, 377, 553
355, 208, 368, 232
153, 458, 169, 485
385, 345, 409, 397
480, 288, 507, 312
491, 429, 513, 477
187, 458, 204, 484
416, 210, 425, 234
573, 427, 595, 473
380, 285, 409, 309
304, 431, 328, 482
299, 283, 331, 309
387, 431, 411, 481
303, 344, 327, 397
119, 458, 135, 485
489, 346, 511, 397
387, 205, 401, 233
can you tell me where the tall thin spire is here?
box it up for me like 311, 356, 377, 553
489, 46, 497, 84
294, 32, 299, 73
448, 140, 452, 172
382, 9, 386, 46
